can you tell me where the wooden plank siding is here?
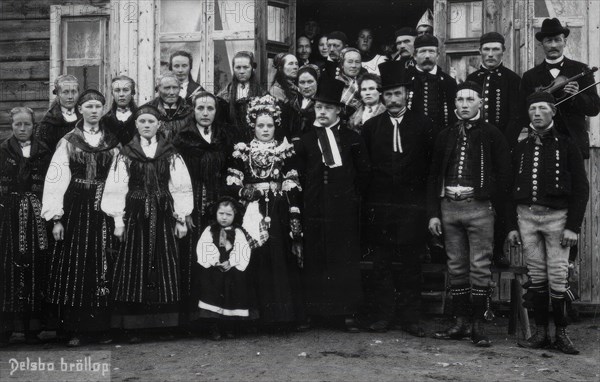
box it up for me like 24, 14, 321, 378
0, 0, 110, 135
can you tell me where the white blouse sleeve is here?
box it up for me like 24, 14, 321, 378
196, 227, 220, 268
41, 138, 72, 221
228, 228, 251, 271
168, 154, 194, 223
101, 154, 129, 228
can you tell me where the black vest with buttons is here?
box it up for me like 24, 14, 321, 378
445, 129, 475, 188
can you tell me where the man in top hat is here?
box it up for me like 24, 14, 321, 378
322, 31, 349, 79
406, 34, 458, 135
466, 32, 522, 268
295, 76, 370, 332
518, 18, 599, 158
361, 61, 434, 336
428, 81, 511, 347
507, 91, 588, 355
416, 9, 434, 36
391, 27, 417, 70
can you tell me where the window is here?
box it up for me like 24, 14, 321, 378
62, 18, 107, 91
49, 4, 117, 102
447, 1, 483, 40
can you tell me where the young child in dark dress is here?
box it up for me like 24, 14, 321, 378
195, 197, 254, 340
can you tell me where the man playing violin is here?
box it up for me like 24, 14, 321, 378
517, 18, 600, 159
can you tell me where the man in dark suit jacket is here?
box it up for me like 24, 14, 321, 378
518, 18, 600, 159
361, 61, 434, 336
295, 77, 370, 332
467, 32, 522, 268
406, 35, 458, 135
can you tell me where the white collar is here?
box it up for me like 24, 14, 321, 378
545, 56, 565, 65
314, 117, 341, 129
140, 135, 157, 146
181, 80, 189, 88
61, 106, 75, 115
455, 109, 481, 121
529, 121, 555, 132
83, 124, 101, 134
416, 65, 438, 75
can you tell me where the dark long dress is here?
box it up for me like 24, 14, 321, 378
295, 122, 370, 316
195, 224, 255, 320
103, 136, 193, 329
35, 103, 81, 151
0, 137, 51, 335
226, 139, 304, 323
42, 124, 119, 334
172, 122, 231, 320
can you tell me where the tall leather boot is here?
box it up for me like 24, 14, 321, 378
518, 284, 550, 349
471, 286, 491, 347
551, 294, 579, 355
434, 285, 470, 340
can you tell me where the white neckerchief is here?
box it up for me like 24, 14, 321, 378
237, 83, 249, 99
416, 65, 438, 75
140, 135, 158, 158
388, 110, 406, 153
116, 106, 132, 122
20, 141, 31, 158
82, 124, 102, 147
179, 81, 189, 98
197, 123, 212, 143
163, 102, 178, 110
61, 106, 77, 122
315, 118, 343, 168
545, 55, 565, 79
362, 103, 379, 123
301, 97, 311, 110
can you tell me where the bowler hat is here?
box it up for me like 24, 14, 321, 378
535, 18, 570, 41
312, 77, 345, 106
377, 61, 412, 91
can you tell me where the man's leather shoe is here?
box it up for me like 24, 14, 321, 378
517, 326, 550, 349
554, 327, 579, 355
367, 320, 389, 333
433, 317, 470, 340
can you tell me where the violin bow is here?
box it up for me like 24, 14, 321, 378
555, 80, 600, 106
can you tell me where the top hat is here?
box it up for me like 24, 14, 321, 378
377, 61, 412, 91
313, 77, 345, 106
535, 18, 570, 41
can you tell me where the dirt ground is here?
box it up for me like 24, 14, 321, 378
2, 314, 599, 382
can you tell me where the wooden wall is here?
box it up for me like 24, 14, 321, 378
0, 0, 109, 140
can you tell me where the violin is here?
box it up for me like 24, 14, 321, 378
536, 66, 598, 99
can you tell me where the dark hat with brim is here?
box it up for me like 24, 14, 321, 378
377, 61, 412, 91
526, 91, 555, 108
535, 18, 570, 41
312, 77, 345, 106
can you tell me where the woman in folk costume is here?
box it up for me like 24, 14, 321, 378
336, 48, 367, 116
226, 95, 304, 326
347, 73, 387, 133
269, 53, 300, 105
172, 91, 232, 327
41, 90, 120, 347
169, 50, 205, 106
0, 107, 52, 347
101, 105, 193, 343
195, 196, 253, 340
36, 74, 81, 152
283, 64, 319, 144
101, 75, 138, 146
217, 51, 266, 142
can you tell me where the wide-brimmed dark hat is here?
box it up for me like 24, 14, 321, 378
312, 77, 345, 106
377, 61, 412, 91
535, 18, 570, 41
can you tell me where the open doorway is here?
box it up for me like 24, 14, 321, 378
296, 0, 433, 56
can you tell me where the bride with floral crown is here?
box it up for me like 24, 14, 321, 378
225, 95, 305, 326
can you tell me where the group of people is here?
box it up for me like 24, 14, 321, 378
1, 17, 598, 357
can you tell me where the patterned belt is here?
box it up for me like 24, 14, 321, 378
73, 178, 105, 211
444, 191, 475, 201
18, 193, 48, 254
249, 181, 281, 193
